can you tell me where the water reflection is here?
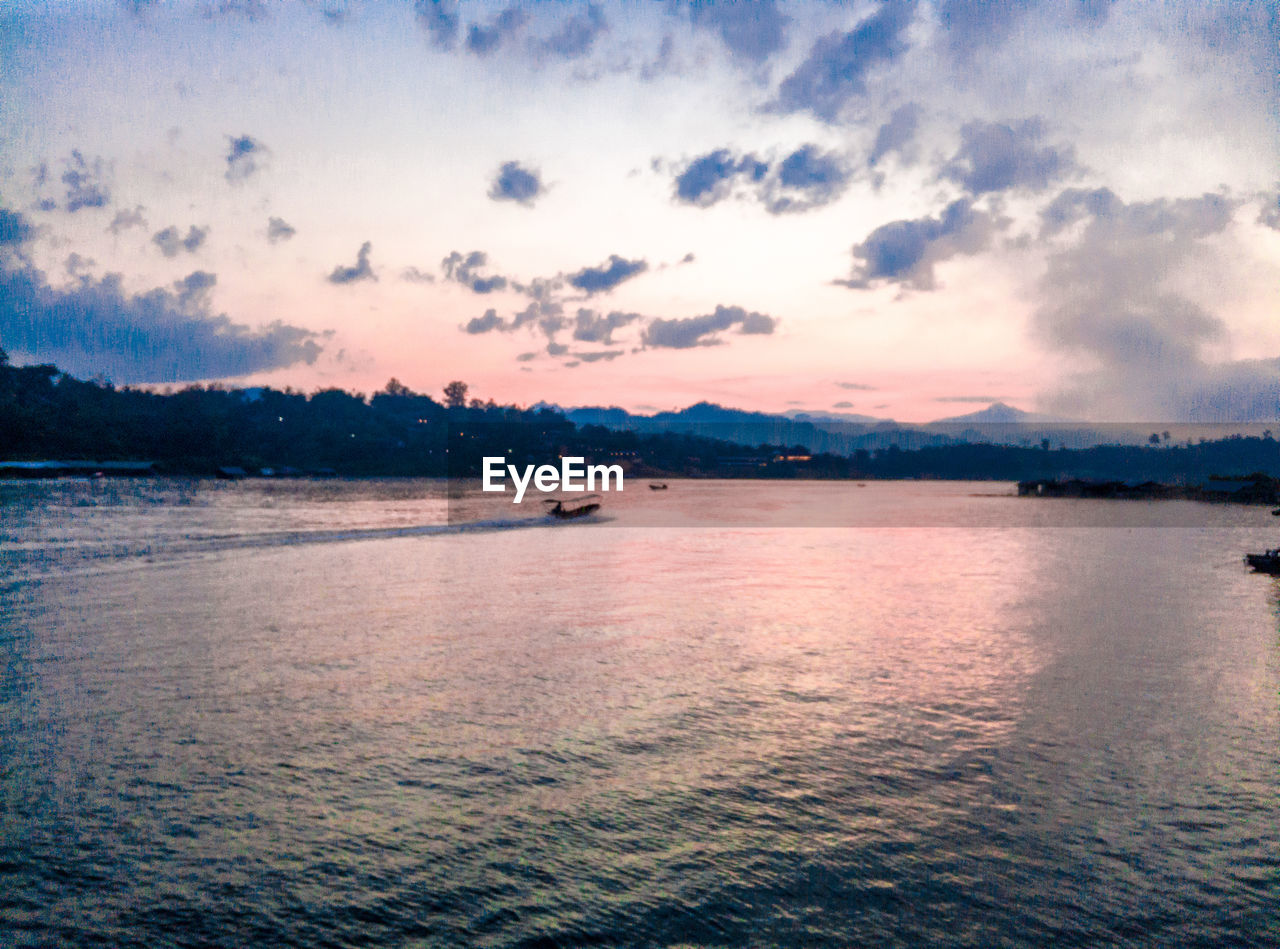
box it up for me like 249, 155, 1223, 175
1, 482, 1278, 946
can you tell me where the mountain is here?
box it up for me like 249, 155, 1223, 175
928, 402, 1058, 426
550, 402, 954, 454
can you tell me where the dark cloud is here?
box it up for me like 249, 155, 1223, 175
772, 0, 915, 122
687, 0, 789, 63
61, 151, 110, 212
538, 3, 608, 59
567, 255, 648, 294
516, 351, 537, 362
107, 206, 147, 234
225, 134, 268, 182
465, 308, 504, 334
547, 340, 569, 357
266, 216, 296, 243
868, 103, 921, 167
328, 241, 376, 284
488, 161, 544, 206
835, 381, 876, 390
832, 401, 854, 408
840, 198, 1002, 290
0, 208, 34, 245
1033, 189, 1268, 420
763, 145, 851, 214
642, 304, 777, 348
173, 270, 217, 307
572, 308, 642, 343
152, 225, 208, 258
572, 349, 624, 363
940, 119, 1076, 195
467, 6, 526, 56
413, 0, 459, 49
673, 149, 768, 206
510, 299, 566, 336
442, 250, 508, 293
0, 259, 323, 383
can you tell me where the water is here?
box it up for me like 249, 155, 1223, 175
2, 478, 1278, 947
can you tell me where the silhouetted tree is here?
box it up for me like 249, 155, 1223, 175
443, 380, 468, 408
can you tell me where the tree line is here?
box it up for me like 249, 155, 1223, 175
2, 350, 1279, 483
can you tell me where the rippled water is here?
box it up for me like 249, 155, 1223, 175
2, 479, 1278, 947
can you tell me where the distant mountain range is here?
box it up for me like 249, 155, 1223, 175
540, 401, 1257, 453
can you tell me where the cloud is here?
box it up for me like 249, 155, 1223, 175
687, 0, 789, 64
266, 216, 296, 243
771, 0, 915, 122
61, 151, 110, 212
840, 198, 1002, 290
328, 241, 376, 284
464, 308, 504, 334
833, 400, 854, 408
572, 308, 642, 343
538, 3, 608, 60
173, 269, 217, 307
936, 0, 1028, 61
152, 225, 208, 257
107, 206, 147, 234
672, 145, 851, 214
0, 258, 323, 383
835, 381, 877, 390
567, 255, 648, 294
414, 0, 459, 49
1031, 189, 1271, 420
642, 304, 777, 348
762, 145, 852, 214
442, 250, 507, 293
400, 266, 435, 283
225, 134, 268, 182
1258, 189, 1280, 230
940, 119, 1076, 195
673, 149, 768, 207
868, 103, 921, 167
938, 0, 1115, 62
467, 6, 526, 56
203, 0, 269, 20
0, 208, 34, 246
571, 349, 624, 363
488, 161, 544, 206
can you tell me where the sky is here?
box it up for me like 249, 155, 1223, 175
0, 0, 1277, 422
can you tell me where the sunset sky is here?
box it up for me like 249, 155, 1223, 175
1, 0, 1276, 421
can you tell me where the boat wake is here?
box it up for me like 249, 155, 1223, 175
0, 513, 590, 587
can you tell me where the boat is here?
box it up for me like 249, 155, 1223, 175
649, 482, 668, 490
543, 495, 601, 519
1244, 548, 1280, 574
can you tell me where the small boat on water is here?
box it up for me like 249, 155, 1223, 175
649, 482, 668, 490
1244, 548, 1280, 574
543, 495, 601, 519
